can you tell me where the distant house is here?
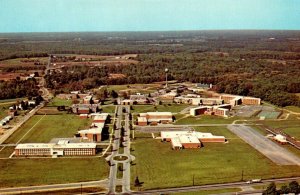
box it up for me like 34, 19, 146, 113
72, 104, 99, 114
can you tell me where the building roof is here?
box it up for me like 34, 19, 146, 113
178, 135, 200, 144
16, 142, 96, 150
171, 137, 182, 148
16, 143, 54, 149
137, 117, 147, 122
93, 114, 108, 121
274, 134, 287, 143
78, 127, 103, 134
147, 112, 172, 116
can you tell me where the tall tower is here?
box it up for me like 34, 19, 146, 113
165, 68, 169, 88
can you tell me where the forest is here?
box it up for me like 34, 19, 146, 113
1, 30, 300, 107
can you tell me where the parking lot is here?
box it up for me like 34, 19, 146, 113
227, 124, 300, 165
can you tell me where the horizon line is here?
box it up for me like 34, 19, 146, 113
1, 29, 300, 34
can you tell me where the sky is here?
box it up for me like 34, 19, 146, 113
0, 0, 299, 32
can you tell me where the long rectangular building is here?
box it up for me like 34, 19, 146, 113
161, 130, 226, 150
137, 112, 173, 125
15, 141, 96, 157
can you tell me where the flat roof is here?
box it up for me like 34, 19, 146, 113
78, 127, 102, 134
16, 143, 54, 149
147, 112, 172, 116
171, 137, 182, 147
16, 142, 96, 149
137, 117, 147, 122
179, 135, 200, 144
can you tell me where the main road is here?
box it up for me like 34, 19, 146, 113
106, 105, 135, 194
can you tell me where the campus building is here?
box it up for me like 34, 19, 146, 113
15, 140, 96, 157
161, 131, 226, 150
77, 113, 109, 142
72, 104, 99, 114
190, 104, 231, 117
137, 112, 173, 125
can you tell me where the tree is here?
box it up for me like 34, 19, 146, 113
263, 182, 278, 195
134, 176, 141, 187
111, 90, 118, 98
279, 185, 289, 194
289, 181, 300, 194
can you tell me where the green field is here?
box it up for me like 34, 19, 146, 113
174, 115, 237, 125
0, 146, 15, 158
0, 158, 108, 188
47, 97, 72, 107
283, 127, 300, 140
101, 105, 116, 113
0, 102, 12, 119
4, 114, 91, 143
284, 106, 300, 113
130, 128, 300, 190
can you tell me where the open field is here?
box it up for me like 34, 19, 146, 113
0, 102, 13, 119
46, 97, 72, 107
4, 114, 91, 143
0, 57, 48, 66
0, 146, 15, 158
284, 106, 300, 113
0, 158, 108, 188
106, 83, 160, 94
130, 128, 300, 190
101, 105, 116, 113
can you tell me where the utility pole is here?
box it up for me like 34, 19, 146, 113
193, 174, 195, 186
241, 170, 244, 181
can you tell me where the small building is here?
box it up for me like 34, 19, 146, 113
137, 117, 147, 126
161, 130, 225, 150
93, 113, 109, 123
78, 127, 102, 142
141, 112, 173, 124
273, 134, 288, 145
178, 135, 201, 149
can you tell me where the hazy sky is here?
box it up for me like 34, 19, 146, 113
0, 0, 299, 32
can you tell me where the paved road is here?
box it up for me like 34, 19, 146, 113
0, 103, 44, 144
131, 176, 300, 195
0, 179, 108, 195
227, 124, 300, 165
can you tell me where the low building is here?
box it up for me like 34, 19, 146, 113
72, 104, 99, 114
93, 113, 109, 123
137, 117, 147, 126
242, 97, 261, 105
190, 106, 209, 116
78, 123, 104, 142
273, 134, 288, 145
15, 141, 96, 157
161, 130, 225, 150
129, 94, 149, 104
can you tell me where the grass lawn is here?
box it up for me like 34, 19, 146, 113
284, 106, 300, 113
101, 105, 116, 113
130, 128, 300, 190
4, 114, 91, 143
172, 188, 241, 195
0, 158, 108, 188
0, 102, 12, 119
47, 97, 72, 107
174, 115, 237, 125
262, 120, 300, 140
283, 127, 300, 140
0, 146, 15, 158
